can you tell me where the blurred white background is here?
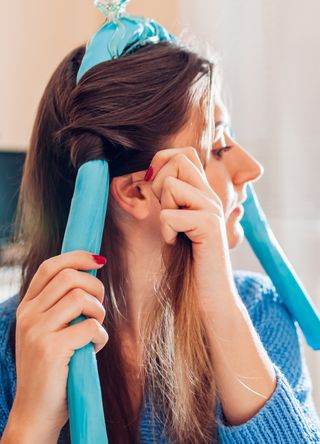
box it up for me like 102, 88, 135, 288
0, 0, 319, 414
180, 0, 320, 413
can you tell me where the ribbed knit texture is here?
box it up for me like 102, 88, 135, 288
1, 270, 319, 443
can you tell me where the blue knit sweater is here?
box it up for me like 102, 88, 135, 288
1, 270, 320, 443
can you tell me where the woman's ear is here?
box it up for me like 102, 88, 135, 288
109, 173, 152, 220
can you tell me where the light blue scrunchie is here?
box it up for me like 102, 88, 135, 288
77, 1, 177, 84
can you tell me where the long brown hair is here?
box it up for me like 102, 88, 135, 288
10, 41, 219, 443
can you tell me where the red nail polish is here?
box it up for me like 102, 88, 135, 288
144, 166, 154, 182
92, 254, 107, 265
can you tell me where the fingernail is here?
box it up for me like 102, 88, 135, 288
92, 254, 107, 265
144, 166, 154, 182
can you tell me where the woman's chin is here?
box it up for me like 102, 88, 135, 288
227, 214, 245, 249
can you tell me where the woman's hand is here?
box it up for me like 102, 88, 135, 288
144, 148, 277, 426
13, 250, 109, 439
144, 146, 239, 314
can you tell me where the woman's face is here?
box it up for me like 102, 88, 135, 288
169, 98, 264, 249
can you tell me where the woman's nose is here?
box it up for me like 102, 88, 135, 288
231, 144, 265, 186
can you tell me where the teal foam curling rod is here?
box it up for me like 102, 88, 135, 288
61, 160, 109, 443
63, 1, 178, 439
241, 183, 320, 350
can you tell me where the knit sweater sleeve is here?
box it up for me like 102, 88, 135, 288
216, 271, 320, 444
0, 294, 19, 437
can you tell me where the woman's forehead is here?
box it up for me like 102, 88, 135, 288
197, 99, 231, 167
214, 100, 230, 127
171, 99, 230, 151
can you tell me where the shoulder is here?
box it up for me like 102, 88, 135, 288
232, 268, 297, 340
232, 269, 290, 331
233, 269, 279, 311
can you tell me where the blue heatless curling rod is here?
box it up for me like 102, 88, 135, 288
61, 161, 110, 444
62, 160, 320, 443
240, 183, 320, 350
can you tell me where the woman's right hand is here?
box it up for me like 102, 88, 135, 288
12, 250, 109, 438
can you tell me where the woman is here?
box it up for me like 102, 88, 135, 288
0, 38, 319, 444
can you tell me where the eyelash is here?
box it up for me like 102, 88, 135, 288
211, 145, 233, 160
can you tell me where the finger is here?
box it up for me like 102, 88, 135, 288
160, 209, 220, 245
31, 268, 105, 314
150, 147, 204, 178
57, 318, 109, 354
22, 268, 105, 322
24, 250, 106, 303
160, 176, 222, 213
42, 289, 106, 332
151, 151, 212, 201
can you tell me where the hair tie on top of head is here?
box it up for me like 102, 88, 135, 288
95, 0, 131, 21
76, 0, 177, 83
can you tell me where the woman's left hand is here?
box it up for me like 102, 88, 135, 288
144, 147, 278, 426
144, 146, 240, 315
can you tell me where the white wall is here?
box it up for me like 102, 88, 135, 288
0, 0, 179, 151
0, 1, 102, 150
127, 0, 180, 33
180, 0, 320, 413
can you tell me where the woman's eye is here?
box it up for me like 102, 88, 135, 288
211, 145, 233, 160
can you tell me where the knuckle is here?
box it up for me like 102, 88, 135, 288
97, 280, 105, 298
69, 288, 85, 305
89, 317, 100, 332
59, 268, 77, 284
16, 306, 30, 333
159, 209, 170, 222
163, 175, 175, 189
99, 305, 106, 322
38, 259, 51, 276
99, 301, 106, 315
150, 180, 159, 196
76, 249, 88, 259
175, 152, 192, 167
188, 146, 198, 157
152, 150, 163, 163
174, 152, 185, 164
100, 324, 109, 341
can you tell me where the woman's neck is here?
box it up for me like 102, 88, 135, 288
120, 235, 163, 341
